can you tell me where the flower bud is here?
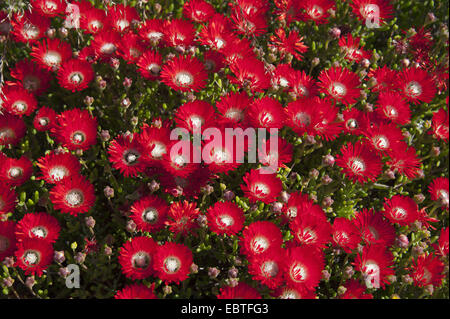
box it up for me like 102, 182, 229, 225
414, 193, 425, 203
344, 266, 354, 279
25, 276, 36, 289
228, 267, 239, 278
58, 27, 68, 38
386, 275, 397, 284
385, 169, 396, 180
104, 186, 114, 198
123, 77, 132, 88
131, 116, 139, 127
396, 234, 409, 248
110, 58, 120, 69
321, 175, 333, 185
126, 220, 136, 233
208, 267, 220, 278
121, 98, 131, 108
323, 154, 335, 167
98, 80, 107, 90
322, 270, 331, 281
59, 267, 70, 278
360, 58, 370, 68
431, 146, 440, 157
280, 191, 290, 203
312, 57, 320, 66
402, 274, 413, 284
332, 61, 340, 68
46, 28, 56, 39
2, 277, 14, 287
54, 251, 65, 263
75, 252, 86, 264
104, 245, 113, 256
3, 257, 14, 268
337, 286, 347, 295
163, 284, 172, 295
329, 27, 341, 38
401, 58, 410, 68
85, 216, 95, 228
309, 169, 319, 179
227, 278, 239, 287
197, 214, 207, 227
322, 196, 334, 207
224, 190, 235, 201
84, 96, 94, 106
202, 184, 214, 195
190, 263, 199, 274
149, 180, 160, 192
100, 130, 110, 142
424, 284, 434, 295
272, 202, 283, 213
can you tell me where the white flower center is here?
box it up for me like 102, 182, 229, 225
215, 37, 225, 49
164, 256, 181, 273
142, 207, 158, 224
150, 142, 166, 159
100, 43, 116, 55
349, 157, 366, 173
117, 19, 130, 31
308, 5, 324, 19
392, 207, 407, 220
72, 131, 86, 144
44, 51, 62, 67
89, 20, 103, 32
286, 206, 297, 219
13, 101, 27, 113
406, 81, 422, 98
225, 109, 243, 121
218, 214, 234, 227
23, 24, 39, 39
251, 236, 269, 254
124, 150, 140, 165
295, 112, 311, 126
330, 82, 347, 97
147, 31, 163, 41
8, 167, 23, 179
212, 148, 229, 163
49, 166, 69, 181
259, 112, 274, 125
175, 72, 194, 86
362, 4, 379, 19
290, 262, 307, 282
279, 77, 289, 87
373, 135, 389, 150
261, 260, 279, 278
39, 117, 49, 127
31, 226, 48, 238
253, 182, 269, 197
70, 72, 84, 84
364, 260, 380, 288
23, 250, 40, 265
65, 189, 84, 207
189, 116, 203, 130
173, 154, 187, 167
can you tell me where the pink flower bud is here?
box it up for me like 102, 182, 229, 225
123, 77, 132, 88
59, 267, 70, 278
25, 276, 35, 289
396, 234, 409, 248
321, 175, 333, 185
149, 180, 160, 192
414, 193, 425, 203
104, 186, 114, 198
272, 202, 283, 213
323, 154, 335, 167
54, 251, 66, 263
2, 277, 14, 287
85, 216, 95, 228
224, 190, 235, 201
75, 252, 86, 264
329, 27, 341, 38
126, 220, 136, 233
322, 197, 334, 207
228, 267, 239, 278
84, 96, 94, 106
208, 267, 220, 278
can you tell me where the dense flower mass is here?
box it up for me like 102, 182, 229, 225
0, 0, 448, 301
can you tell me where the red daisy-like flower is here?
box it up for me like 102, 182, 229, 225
14, 238, 53, 276
33, 106, 57, 132
228, 58, 270, 93
430, 108, 449, 142
248, 249, 285, 289
57, 59, 94, 92
115, 284, 157, 299
308, 97, 343, 141
206, 201, 245, 236
153, 242, 193, 284
221, 37, 256, 64
300, 0, 335, 24
49, 175, 96, 216
108, 133, 147, 178
375, 91, 411, 126
217, 282, 262, 299
273, 285, 317, 299
382, 195, 419, 226
332, 217, 361, 253
158, 166, 211, 199
216, 92, 251, 128
31, 38, 73, 71
0, 113, 26, 146
338, 34, 371, 63
138, 19, 166, 45
339, 280, 373, 299
269, 28, 308, 61
137, 123, 172, 166
354, 244, 394, 289
107, 4, 140, 33
137, 50, 163, 80
367, 65, 398, 92
80, 6, 108, 34
198, 14, 235, 51
230, 4, 267, 37
10, 60, 51, 95
318, 66, 361, 106
11, 12, 50, 43
203, 50, 225, 73
289, 70, 319, 99
257, 136, 293, 169
162, 140, 200, 178
166, 201, 200, 236
240, 221, 283, 258
0, 220, 16, 261
91, 31, 121, 59
428, 177, 449, 209
433, 228, 449, 257
247, 97, 286, 129
0, 182, 16, 216
290, 213, 331, 249
183, 0, 215, 22
51, 108, 98, 151
0, 156, 33, 187
117, 32, 145, 63
130, 195, 169, 233
410, 253, 445, 288
336, 141, 383, 184
160, 55, 208, 92
282, 191, 327, 222
164, 19, 196, 48
15, 212, 60, 243
386, 142, 422, 180
283, 245, 324, 291
271, 64, 295, 90
241, 169, 283, 204
397, 67, 437, 104
349, 0, 393, 26
174, 101, 216, 133
354, 209, 396, 247
364, 123, 404, 156
31, 0, 66, 17
342, 108, 370, 136
118, 236, 158, 280
36, 151, 81, 184
1, 85, 37, 117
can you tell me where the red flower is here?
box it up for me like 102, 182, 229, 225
241, 169, 283, 204
162, 140, 200, 178
289, 70, 319, 99
80, 6, 107, 34
332, 217, 361, 253
164, 19, 196, 47
107, 4, 140, 33
229, 58, 270, 93
174, 101, 216, 133
49, 175, 96, 216
117, 32, 145, 63
51, 109, 98, 151
248, 248, 284, 289
386, 142, 422, 180
11, 12, 50, 43
318, 66, 361, 106
341, 108, 370, 136
300, 0, 335, 24
430, 108, 449, 142
247, 97, 286, 129
240, 221, 283, 258
57, 59, 94, 92
0, 113, 26, 146
339, 280, 373, 299
230, 5, 267, 37
269, 28, 308, 61
203, 50, 225, 73
273, 285, 316, 299
137, 50, 163, 80
198, 14, 234, 51
338, 34, 371, 63
0, 182, 16, 215
410, 254, 445, 287
115, 284, 157, 299
257, 136, 293, 169
428, 177, 449, 209
0, 220, 16, 261
31, 0, 66, 17
33, 106, 57, 132
118, 236, 158, 280
217, 282, 261, 299
354, 209, 396, 247
36, 151, 81, 184
354, 244, 394, 289
367, 65, 397, 92
91, 31, 121, 59
349, 0, 393, 25
282, 191, 327, 222
290, 213, 331, 249
136, 124, 172, 166
15, 212, 60, 243
382, 195, 419, 226
166, 201, 200, 236
283, 245, 324, 291
375, 91, 411, 126
138, 19, 166, 45
364, 123, 404, 156
221, 37, 255, 64
206, 201, 245, 236
0, 156, 33, 187
130, 195, 169, 233
183, 0, 215, 22
14, 238, 53, 276
31, 38, 73, 71
433, 228, 449, 257
1, 85, 37, 117
153, 242, 193, 284
108, 133, 147, 178
397, 67, 437, 104
160, 55, 208, 92
336, 141, 383, 184
216, 92, 251, 128
10, 60, 51, 95
271, 64, 295, 90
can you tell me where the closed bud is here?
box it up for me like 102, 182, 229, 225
224, 190, 235, 201
272, 202, 283, 213
322, 196, 334, 207
190, 263, 199, 274
401, 58, 410, 68
126, 220, 136, 233
323, 154, 335, 167
337, 286, 347, 295
208, 267, 220, 278
414, 193, 425, 203
305, 135, 316, 145
59, 267, 70, 278
431, 146, 440, 157
396, 234, 409, 248
75, 252, 86, 264
424, 284, 434, 295
2, 277, 14, 287
344, 266, 354, 279
123, 77, 132, 88
280, 191, 290, 203
54, 250, 66, 263
360, 58, 370, 68
58, 27, 68, 38
100, 130, 110, 142
228, 267, 239, 278
312, 57, 320, 66
322, 270, 331, 281
321, 175, 333, 185
3, 257, 14, 268
197, 214, 207, 227
329, 27, 341, 38
104, 245, 113, 256
149, 180, 160, 192
121, 98, 131, 108
131, 116, 139, 127
84, 96, 94, 106
162, 284, 172, 295
25, 276, 35, 289
110, 58, 120, 69
402, 274, 413, 284
104, 186, 114, 198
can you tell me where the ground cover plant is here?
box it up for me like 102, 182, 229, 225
0, 0, 448, 299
